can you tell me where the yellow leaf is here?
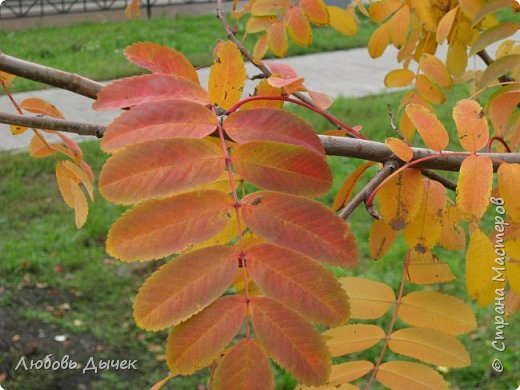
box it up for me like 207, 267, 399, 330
62, 160, 94, 201
407, 249, 455, 285
456, 155, 493, 220
252, 0, 290, 16
436, 7, 458, 43
376, 361, 449, 390
399, 291, 477, 335
243, 79, 283, 109
466, 229, 506, 307
29, 135, 56, 158
339, 277, 395, 319
447, 41, 468, 77
384, 69, 415, 88
388, 327, 471, 367
459, 0, 485, 19
419, 54, 452, 88
439, 206, 466, 251
411, 0, 437, 31
209, 41, 246, 110
10, 125, 28, 135
327, 5, 357, 36
368, 0, 402, 23
498, 163, 520, 223
324, 324, 385, 357
20, 97, 64, 119
246, 16, 277, 33
470, 22, 520, 56
328, 361, 374, 386
368, 23, 390, 58
389, 5, 410, 48
253, 34, 269, 63
405, 104, 449, 151
369, 220, 399, 259
479, 54, 520, 89
385, 137, 413, 162
332, 161, 376, 211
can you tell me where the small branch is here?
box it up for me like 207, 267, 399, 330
421, 170, 457, 191
387, 104, 406, 142
0, 52, 104, 100
338, 160, 400, 220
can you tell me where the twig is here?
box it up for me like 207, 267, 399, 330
387, 104, 406, 142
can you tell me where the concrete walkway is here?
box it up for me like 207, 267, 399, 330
0, 38, 504, 151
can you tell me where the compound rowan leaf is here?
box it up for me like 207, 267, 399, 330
166, 296, 247, 375
286, 6, 312, 46
368, 0, 402, 23
242, 191, 358, 267
339, 277, 395, 319
232, 141, 332, 197
213, 339, 274, 390
456, 155, 492, 220
328, 6, 357, 36
369, 220, 399, 259
378, 168, 423, 230
384, 69, 415, 88
405, 104, 449, 151
333, 161, 376, 211
479, 54, 520, 89
453, 99, 489, 152
324, 324, 385, 357
224, 108, 324, 155
93, 74, 209, 110
247, 243, 349, 326
466, 229, 506, 307
299, 0, 329, 25
124, 42, 199, 83
251, 296, 330, 386
487, 84, 520, 137
408, 249, 455, 285
20, 97, 64, 118
415, 75, 446, 104
267, 20, 289, 57
209, 41, 246, 110
404, 179, 446, 252
399, 291, 477, 335
133, 246, 237, 330
439, 206, 466, 251
368, 23, 390, 58
385, 137, 413, 162
99, 139, 224, 204
328, 361, 374, 386
498, 163, 520, 223
101, 99, 217, 152
470, 22, 520, 56
388, 327, 471, 367
376, 361, 449, 390
106, 190, 232, 262
436, 7, 458, 43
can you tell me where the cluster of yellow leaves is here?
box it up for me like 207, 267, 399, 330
235, 0, 358, 59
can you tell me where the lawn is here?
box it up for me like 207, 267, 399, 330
0, 12, 376, 93
1, 80, 518, 388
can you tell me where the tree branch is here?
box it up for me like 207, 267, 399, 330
0, 52, 104, 100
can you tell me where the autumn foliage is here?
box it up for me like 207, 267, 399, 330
2, 0, 520, 388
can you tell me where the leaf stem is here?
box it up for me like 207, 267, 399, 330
486, 136, 512, 153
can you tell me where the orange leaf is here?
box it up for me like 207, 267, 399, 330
209, 41, 246, 110
246, 243, 349, 326
419, 54, 452, 89
389, 5, 410, 48
29, 135, 56, 158
498, 163, 520, 223
385, 137, 413, 162
405, 104, 449, 151
133, 246, 237, 330
299, 0, 329, 26
368, 0, 402, 23
224, 108, 324, 155
328, 360, 374, 386
415, 74, 446, 104
325, 324, 385, 357
456, 155, 493, 220
436, 7, 458, 43
285, 6, 312, 47
232, 141, 332, 196
339, 277, 395, 319
478, 54, 520, 89
213, 339, 274, 390
124, 42, 199, 84
404, 179, 446, 252
470, 22, 520, 56
166, 296, 247, 374
56, 161, 89, 228
253, 34, 269, 62
124, 0, 141, 19
399, 291, 477, 335
69, 178, 89, 228
407, 249, 455, 285
384, 68, 415, 88
99, 139, 224, 204
242, 191, 358, 268
368, 220, 399, 259
453, 99, 489, 152
0, 71, 15, 83
378, 168, 423, 230
328, 5, 358, 36
308, 90, 334, 110
389, 327, 471, 367
62, 160, 94, 201
368, 23, 390, 58
246, 16, 277, 33
376, 361, 449, 390
333, 161, 376, 211
487, 84, 520, 137
252, 0, 290, 16
267, 20, 289, 57
93, 74, 209, 111
106, 190, 232, 261
242, 79, 283, 109
101, 99, 217, 152
251, 296, 330, 386
20, 98, 64, 119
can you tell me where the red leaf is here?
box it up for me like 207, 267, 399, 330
246, 243, 349, 326
242, 191, 358, 268
213, 339, 274, 390
232, 141, 332, 197
224, 107, 324, 155
167, 296, 247, 374
251, 296, 330, 386
93, 74, 209, 111
134, 246, 237, 330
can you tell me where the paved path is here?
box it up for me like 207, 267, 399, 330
0, 36, 509, 151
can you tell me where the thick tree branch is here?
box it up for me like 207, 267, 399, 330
0, 52, 103, 100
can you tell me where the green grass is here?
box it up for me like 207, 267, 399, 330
0, 13, 376, 93
1, 82, 518, 389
